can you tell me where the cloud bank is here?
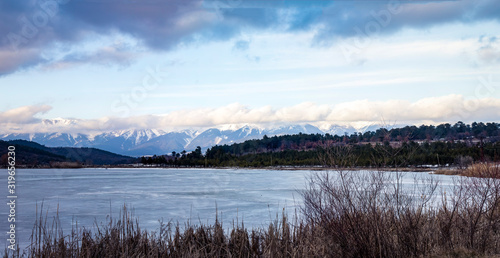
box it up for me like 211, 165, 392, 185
1, 95, 499, 134
1, 0, 499, 76
0, 104, 52, 124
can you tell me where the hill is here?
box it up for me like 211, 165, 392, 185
0, 140, 136, 167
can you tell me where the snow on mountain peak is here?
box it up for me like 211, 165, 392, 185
110, 129, 166, 144
350, 121, 378, 133
41, 118, 78, 126
48, 132, 63, 140
218, 124, 246, 131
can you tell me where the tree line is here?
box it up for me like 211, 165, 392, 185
140, 121, 500, 168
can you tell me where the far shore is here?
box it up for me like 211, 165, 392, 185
8, 164, 437, 172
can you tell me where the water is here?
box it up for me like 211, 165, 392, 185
0, 168, 458, 250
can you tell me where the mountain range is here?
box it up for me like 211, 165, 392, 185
1, 121, 391, 157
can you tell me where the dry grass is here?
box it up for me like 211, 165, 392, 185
301, 170, 500, 257
462, 163, 500, 178
4, 169, 500, 258
435, 163, 500, 178
49, 161, 83, 168
433, 168, 462, 175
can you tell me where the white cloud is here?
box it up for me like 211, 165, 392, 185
0, 105, 52, 124
328, 95, 500, 124
1, 95, 499, 134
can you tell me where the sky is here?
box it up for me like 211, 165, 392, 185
0, 0, 499, 134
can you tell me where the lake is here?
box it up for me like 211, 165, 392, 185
0, 168, 458, 250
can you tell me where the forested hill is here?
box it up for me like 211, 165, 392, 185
142, 122, 500, 168
209, 121, 500, 156
0, 140, 136, 167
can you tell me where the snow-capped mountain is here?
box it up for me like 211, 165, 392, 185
185, 125, 264, 150
267, 124, 325, 136
0, 123, 391, 157
41, 118, 79, 126
1, 132, 91, 147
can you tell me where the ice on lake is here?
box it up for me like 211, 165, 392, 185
0, 168, 458, 250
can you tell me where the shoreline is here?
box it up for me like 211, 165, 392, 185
14, 165, 500, 179
8, 164, 436, 173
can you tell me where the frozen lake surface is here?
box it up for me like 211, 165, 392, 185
0, 168, 458, 250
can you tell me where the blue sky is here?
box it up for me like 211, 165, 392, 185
0, 0, 499, 133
